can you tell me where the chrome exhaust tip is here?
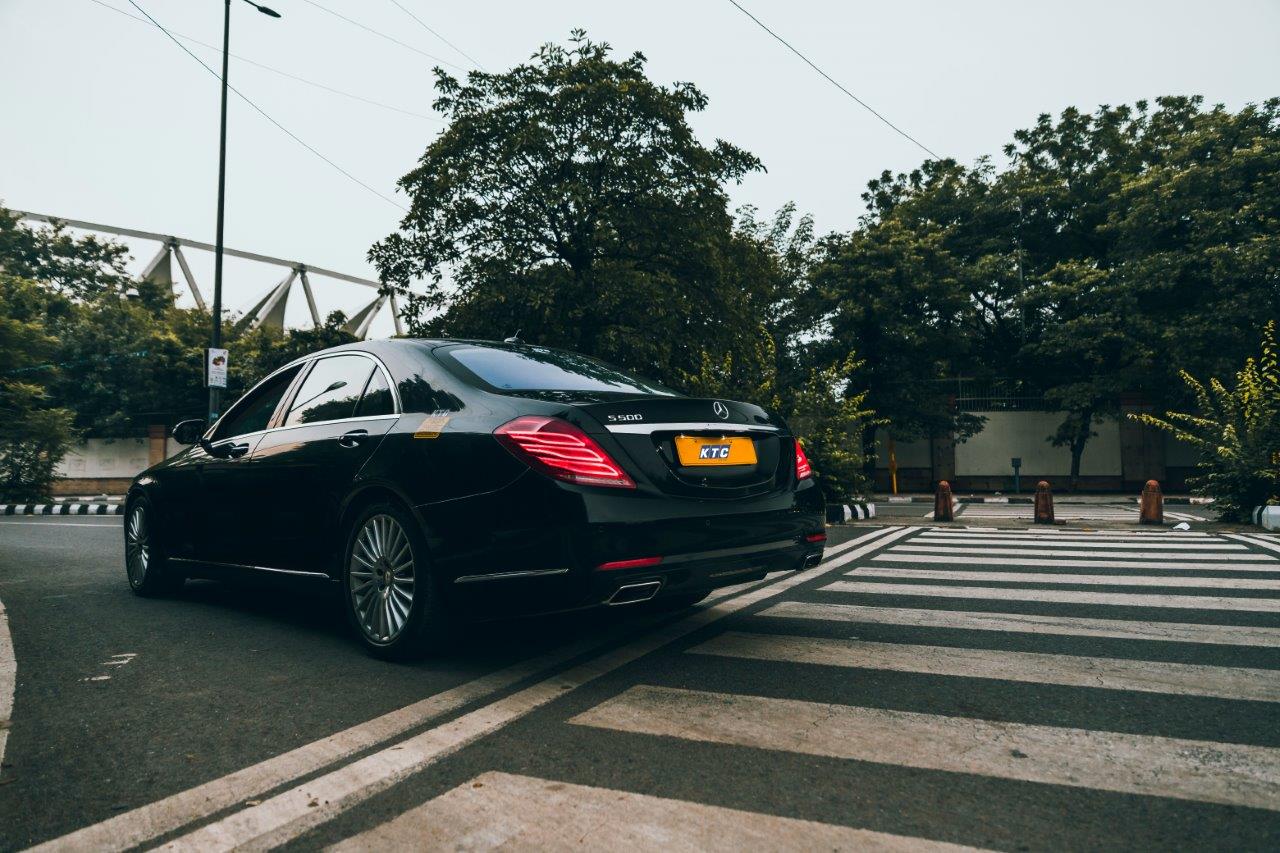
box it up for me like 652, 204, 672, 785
607, 580, 663, 605
802, 552, 823, 569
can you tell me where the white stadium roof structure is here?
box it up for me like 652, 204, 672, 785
15, 210, 404, 339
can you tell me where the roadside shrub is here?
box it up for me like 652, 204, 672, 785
1131, 321, 1280, 521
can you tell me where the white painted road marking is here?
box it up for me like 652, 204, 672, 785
825, 581, 1280, 612
910, 538, 1251, 551
125, 527, 918, 852
757, 600, 1280, 646
872, 554, 1278, 572
0, 597, 13, 779
570, 685, 1280, 811
853, 568, 1280, 590
328, 771, 982, 852
690, 631, 1280, 702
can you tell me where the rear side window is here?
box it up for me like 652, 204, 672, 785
285, 355, 374, 426
355, 369, 395, 417
443, 346, 674, 395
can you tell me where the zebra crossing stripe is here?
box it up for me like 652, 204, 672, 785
909, 538, 1249, 551
757, 600, 1280, 647
569, 685, 1280, 811
689, 631, 1280, 702
928, 528, 1212, 537
872, 554, 1278, 572
824, 581, 1280, 613
896, 546, 1266, 561
853, 569, 1280, 590
328, 771, 979, 852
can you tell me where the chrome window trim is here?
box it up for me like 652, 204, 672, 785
453, 567, 571, 584
208, 350, 402, 443
605, 421, 779, 434
282, 352, 402, 427
170, 557, 330, 579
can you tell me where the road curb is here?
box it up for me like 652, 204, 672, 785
1253, 506, 1280, 531
827, 502, 876, 523
0, 503, 124, 516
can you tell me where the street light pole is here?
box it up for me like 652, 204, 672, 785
209, 0, 280, 423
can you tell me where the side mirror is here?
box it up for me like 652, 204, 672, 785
172, 419, 207, 446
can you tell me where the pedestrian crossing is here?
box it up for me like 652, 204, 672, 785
316, 526, 1280, 848
341, 525, 1275, 849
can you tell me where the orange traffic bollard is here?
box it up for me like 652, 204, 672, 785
1139, 479, 1164, 525
934, 480, 955, 522
1034, 480, 1055, 524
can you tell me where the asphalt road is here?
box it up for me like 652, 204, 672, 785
1, 516, 1278, 850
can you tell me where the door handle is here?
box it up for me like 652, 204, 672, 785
338, 429, 369, 448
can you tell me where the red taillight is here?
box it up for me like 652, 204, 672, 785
805, 532, 827, 543
795, 440, 813, 480
597, 556, 663, 571
495, 416, 636, 489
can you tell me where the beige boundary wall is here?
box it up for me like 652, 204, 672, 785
876, 410, 1197, 493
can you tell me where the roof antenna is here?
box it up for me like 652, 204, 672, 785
503, 329, 523, 344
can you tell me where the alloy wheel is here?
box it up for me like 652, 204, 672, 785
349, 514, 416, 644
125, 505, 150, 586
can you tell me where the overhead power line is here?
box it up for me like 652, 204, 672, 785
124, 0, 407, 212
386, 0, 487, 71
88, 0, 442, 123
724, 0, 940, 160
299, 0, 469, 72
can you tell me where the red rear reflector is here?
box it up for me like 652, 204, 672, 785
805, 533, 827, 543
795, 441, 813, 480
495, 416, 636, 489
597, 556, 663, 571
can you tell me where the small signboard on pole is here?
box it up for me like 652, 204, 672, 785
206, 348, 229, 389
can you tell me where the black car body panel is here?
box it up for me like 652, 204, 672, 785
129, 339, 825, 620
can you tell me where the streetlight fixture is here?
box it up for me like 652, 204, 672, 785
209, 0, 281, 422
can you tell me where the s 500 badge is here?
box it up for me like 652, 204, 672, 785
607, 413, 644, 422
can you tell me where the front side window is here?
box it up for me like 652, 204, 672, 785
441, 345, 675, 396
284, 355, 374, 426
212, 365, 302, 440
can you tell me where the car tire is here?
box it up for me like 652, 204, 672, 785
124, 495, 185, 597
342, 501, 449, 661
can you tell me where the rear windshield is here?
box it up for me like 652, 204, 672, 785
441, 345, 675, 396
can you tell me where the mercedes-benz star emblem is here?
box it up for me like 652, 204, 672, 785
713, 401, 730, 420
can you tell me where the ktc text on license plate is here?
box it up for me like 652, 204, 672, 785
674, 435, 757, 466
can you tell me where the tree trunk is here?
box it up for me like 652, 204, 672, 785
1068, 410, 1093, 492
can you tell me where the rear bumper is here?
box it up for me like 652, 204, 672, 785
422, 472, 825, 617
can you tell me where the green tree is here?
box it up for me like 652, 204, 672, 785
1133, 321, 1280, 521
371, 30, 764, 386
0, 275, 77, 500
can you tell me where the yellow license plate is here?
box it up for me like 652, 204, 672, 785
674, 435, 757, 466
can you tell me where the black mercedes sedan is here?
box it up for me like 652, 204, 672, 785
125, 339, 826, 658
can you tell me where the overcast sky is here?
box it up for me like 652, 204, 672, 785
2, 0, 1277, 336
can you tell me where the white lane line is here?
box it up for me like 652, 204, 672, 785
35, 524, 905, 853
758, 600, 1280, 647
327, 771, 981, 852
690, 631, 1280, 702
872, 554, 1278, 572
824, 581, 1280, 613
0, 598, 14, 780
152, 528, 920, 851
569, 685, 1280, 812
30, 528, 870, 853
853, 569, 1280, 590
909, 539, 1251, 552
927, 528, 1212, 537
896, 546, 1268, 561
1227, 533, 1280, 557
824, 524, 908, 558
